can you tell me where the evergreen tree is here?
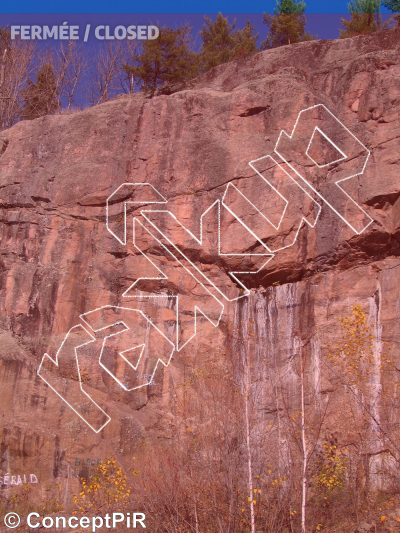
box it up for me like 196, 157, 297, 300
340, 0, 387, 37
199, 13, 258, 71
260, 0, 315, 49
22, 64, 59, 120
382, 0, 400, 25
200, 13, 236, 70
382, 0, 400, 10
348, 0, 381, 12
123, 24, 199, 97
274, 0, 306, 13
232, 20, 259, 60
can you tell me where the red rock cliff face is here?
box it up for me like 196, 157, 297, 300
0, 28, 400, 505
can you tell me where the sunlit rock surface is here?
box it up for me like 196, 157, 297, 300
0, 27, 400, 504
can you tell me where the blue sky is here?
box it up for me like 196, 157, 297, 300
0, 0, 394, 44
0, 0, 394, 13
0, 13, 375, 43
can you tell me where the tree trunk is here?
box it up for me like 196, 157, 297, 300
0, 49, 7, 89
244, 345, 255, 533
300, 341, 308, 533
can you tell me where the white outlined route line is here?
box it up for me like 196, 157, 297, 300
80, 305, 175, 391
131, 218, 169, 285
37, 305, 175, 431
124, 217, 179, 296
306, 127, 347, 168
140, 203, 272, 300
142, 200, 271, 255
107, 183, 167, 245
275, 104, 373, 235
106, 179, 288, 303
40, 102, 374, 433
37, 324, 111, 433
125, 217, 224, 351
222, 182, 287, 237
245, 154, 322, 253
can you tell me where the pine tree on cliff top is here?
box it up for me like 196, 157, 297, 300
260, 0, 316, 49
199, 13, 258, 71
233, 20, 259, 60
382, 0, 400, 11
123, 24, 199, 97
21, 63, 59, 120
348, 0, 381, 12
340, 0, 389, 37
274, 0, 306, 13
382, 0, 400, 25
